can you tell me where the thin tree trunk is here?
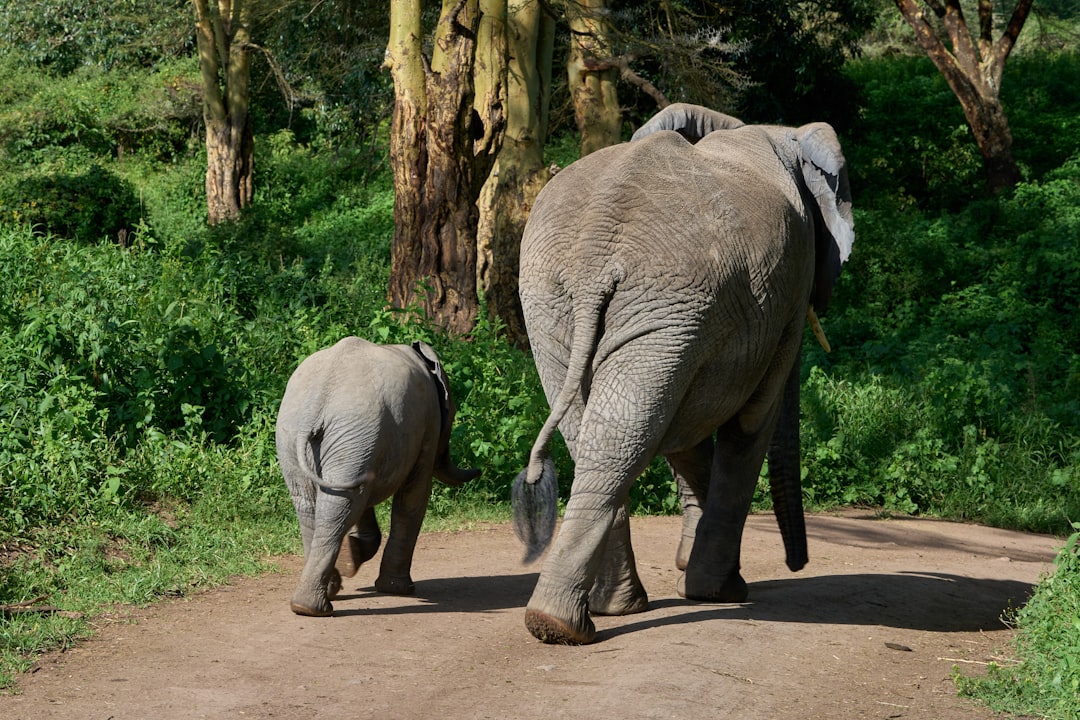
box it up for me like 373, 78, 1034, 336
193, 0, 254, 224
566, 0, 621, 156
386, 0, 427, 315
477, 0, 554, 346
893, 0, 1032, 193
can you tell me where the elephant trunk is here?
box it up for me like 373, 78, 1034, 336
768, 357, 808, 572
434, 462, 481, 487
432, 404, 480, 487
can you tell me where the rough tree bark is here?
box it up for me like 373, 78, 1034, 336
893, 0, 1033, 193
385, 0, 505, 335
477, 0, 555, 347
566, 0, 622, 156
192, 0, 254, 225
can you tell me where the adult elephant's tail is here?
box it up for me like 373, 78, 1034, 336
512, 285, 609, 564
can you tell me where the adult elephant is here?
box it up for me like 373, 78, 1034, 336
277, 337, 479, 617
511, 103, 853, 644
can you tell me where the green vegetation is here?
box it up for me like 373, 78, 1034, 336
956, 525, 1080, 719
796, 51, 1080, 533
0, 12, 1078, 711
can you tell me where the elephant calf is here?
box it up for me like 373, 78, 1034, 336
276, 336, 479, 617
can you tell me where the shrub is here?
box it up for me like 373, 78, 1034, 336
805, 152, 1080, 531
0, 57, 201, 165
0, 164, 143, 243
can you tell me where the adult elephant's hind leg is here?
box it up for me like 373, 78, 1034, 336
589, 500, 648, 616
525, 394, 663, 644
524, 485, 616, 644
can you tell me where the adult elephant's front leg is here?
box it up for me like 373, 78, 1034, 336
666, 437, 714, 570
680, 413, 776, 603
589, 500, 648, 616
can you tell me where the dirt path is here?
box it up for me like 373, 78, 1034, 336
3, 511, 1060, 720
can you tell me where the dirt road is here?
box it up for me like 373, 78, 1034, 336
3, 511, 1060, 719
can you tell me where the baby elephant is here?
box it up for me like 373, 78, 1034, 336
276, 336, 480, 617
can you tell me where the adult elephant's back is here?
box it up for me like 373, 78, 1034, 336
519, 129, 814, 450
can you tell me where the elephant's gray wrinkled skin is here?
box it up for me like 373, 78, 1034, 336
512, 103, 853, 644
277, 337, 479, 617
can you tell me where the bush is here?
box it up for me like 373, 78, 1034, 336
804, 153, 1080, 532
0, 164, 143, 243
0, 56, 201, 165
842, 55, 983, 209
2, 41, 1080, 693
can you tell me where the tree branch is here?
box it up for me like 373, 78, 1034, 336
991, 0, 1035, 81
0, 597, 83, 619
584, 54, 669, 109
978, 0, 994, 53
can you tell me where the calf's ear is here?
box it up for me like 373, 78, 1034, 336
412, 341, 451, 431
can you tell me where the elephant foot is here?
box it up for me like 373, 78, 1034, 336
289, 591, 333, 617
326, 568, 342, 600
678, 569, 749, 603
589, 574, 649, 616
336, 533, 380, 579
374, 574, 415, 596
525, 608, 596, 645
675, 533, 694, 571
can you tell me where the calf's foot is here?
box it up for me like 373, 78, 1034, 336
290, 588, 333, 617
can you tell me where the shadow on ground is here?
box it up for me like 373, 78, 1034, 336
327, 568, 1030, 639
602, 571, 1032, 640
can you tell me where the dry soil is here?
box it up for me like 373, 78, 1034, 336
2, 511, 1062, 720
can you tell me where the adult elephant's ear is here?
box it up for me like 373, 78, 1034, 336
796, 122, 854, 314
631, 103, 745, 144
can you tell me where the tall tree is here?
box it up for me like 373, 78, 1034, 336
192, 0, 255, 225
566, 0, 622, 155
893, 0, 1034, 192
385, 0, 506, 334
477, 0, 556, 346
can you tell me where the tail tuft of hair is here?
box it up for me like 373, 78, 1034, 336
511, 457, 558, 564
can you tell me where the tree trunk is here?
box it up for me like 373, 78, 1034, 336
477, 0, 555, 347
892, 0, 1033, 193
386, 0, 427, 317
566, 0, 621, 156
947, 73, 1021, 193
386, 0, 504, 335
193, 0, 254, 225
204, 118, 254, 224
